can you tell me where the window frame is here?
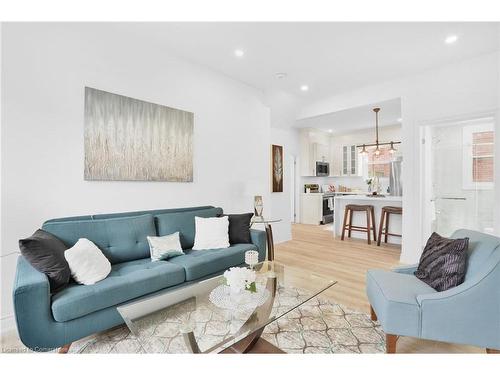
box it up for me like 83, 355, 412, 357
462, 122, 494, 190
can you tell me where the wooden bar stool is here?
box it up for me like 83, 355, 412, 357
341, 204, 377, 244
377, 206, 403, 246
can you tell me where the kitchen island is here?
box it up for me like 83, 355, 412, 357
333, 195, 402, 244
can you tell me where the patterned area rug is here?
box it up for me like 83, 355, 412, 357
67, 294, 386, 354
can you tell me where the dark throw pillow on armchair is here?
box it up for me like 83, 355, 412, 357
220, 213, 253, 244
19, 229, 71, 293
414, 232, 469, 292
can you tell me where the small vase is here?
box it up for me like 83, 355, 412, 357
254, 196, 264, 218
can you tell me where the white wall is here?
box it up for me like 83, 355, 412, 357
0, 24, 271, 331
299, 52, 500, 264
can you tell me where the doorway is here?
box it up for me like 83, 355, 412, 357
422, 117, 495, 240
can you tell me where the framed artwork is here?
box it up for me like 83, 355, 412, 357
271, 144, 283, 192
84, 87, 193, 182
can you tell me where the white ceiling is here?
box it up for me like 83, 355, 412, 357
295, 98, 401, 134
106, 22, 499, 105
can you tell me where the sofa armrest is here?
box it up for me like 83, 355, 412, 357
250, 229, 267, 261
392, 263, 418, 275
13, 256, 54, 350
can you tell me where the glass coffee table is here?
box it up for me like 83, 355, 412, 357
117, 261, 336, 353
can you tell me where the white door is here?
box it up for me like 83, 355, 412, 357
424, 118, 495, 238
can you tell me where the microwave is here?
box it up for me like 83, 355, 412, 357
316, 161, 330, 176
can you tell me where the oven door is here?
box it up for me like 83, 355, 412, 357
322, 196, 334, 224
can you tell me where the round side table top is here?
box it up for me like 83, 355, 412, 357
251, 217, 282, 225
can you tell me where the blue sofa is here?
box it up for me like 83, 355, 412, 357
13, 206, 267, 351
366, 229, 500, 353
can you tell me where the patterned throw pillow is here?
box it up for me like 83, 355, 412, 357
147, 232, 184, 261
414, 232, 469, 292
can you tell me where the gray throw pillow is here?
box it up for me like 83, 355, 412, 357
19, 229, 71, 293
414, 232, 469, 292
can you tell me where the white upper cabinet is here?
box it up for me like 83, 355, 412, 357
299, 129, 331, 176
340, 144, 359, 176
329, 144, 342, 177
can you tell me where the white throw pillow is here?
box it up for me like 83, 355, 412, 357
64, 238, 111, 285
192, 216, 230, 250
147, 232, 184, 261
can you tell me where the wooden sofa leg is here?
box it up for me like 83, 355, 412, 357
370, 305, 377, 321
59, 343, 72, 354
486, 348, 500, 354
386, 334, 398, 354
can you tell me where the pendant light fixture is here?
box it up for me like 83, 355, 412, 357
357, 107, 401, 154
360, 144, 368, 155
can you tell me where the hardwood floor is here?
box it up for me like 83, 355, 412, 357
275, 223, 482, 353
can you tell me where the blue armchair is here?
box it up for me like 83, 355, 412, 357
366, 229, 500, 353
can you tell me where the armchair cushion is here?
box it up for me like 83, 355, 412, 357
366, 269, 436, 337
414, 232, 468, 292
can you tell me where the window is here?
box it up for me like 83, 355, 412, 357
361, 147, 395, 178
463, 122, 495, 190
472, 131, 494, 182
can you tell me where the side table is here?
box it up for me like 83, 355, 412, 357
250, 218, 282, 261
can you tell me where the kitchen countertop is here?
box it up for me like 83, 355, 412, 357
334, 195, 402, 201
301, 191, 368, 196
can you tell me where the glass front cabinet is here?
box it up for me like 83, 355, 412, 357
342, 144, 358, 176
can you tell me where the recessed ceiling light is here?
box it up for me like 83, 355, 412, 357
328, 129, 333, 133
275, 72, 287, 79
445, 35, 458, 44
234, 49, 244, 57
300, 85, 309, 92
397, 118, 402, 122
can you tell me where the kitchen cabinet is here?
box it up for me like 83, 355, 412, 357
299, 129, 331, 176
300, 193, 323, 225
341, 144, 359, 176
329, 144, 342, 177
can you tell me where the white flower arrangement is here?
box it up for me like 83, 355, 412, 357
223, 267, 257, 293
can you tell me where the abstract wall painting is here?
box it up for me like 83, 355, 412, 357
84, 87, 194, 182
272, 144, 283, 192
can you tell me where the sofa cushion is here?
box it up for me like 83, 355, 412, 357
155, 207, 223, 249
366, 269, 436, 337
42, 214, 156, 264
168, 243, 258, 281
51, 258, 185, 322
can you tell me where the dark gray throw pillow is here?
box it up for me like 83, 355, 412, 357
414, 232, 469, 292
19, 229, 71, 293
220, 213, 253, 244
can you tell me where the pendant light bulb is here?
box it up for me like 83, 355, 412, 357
374, 144, 380, 156
389, 141, 396, 154
359, 144, 368, 155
